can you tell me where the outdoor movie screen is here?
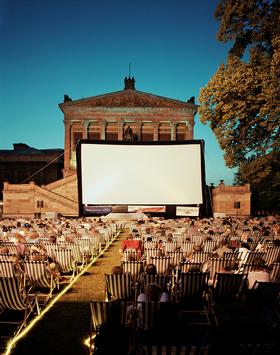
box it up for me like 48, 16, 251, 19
77, 140, 205, 212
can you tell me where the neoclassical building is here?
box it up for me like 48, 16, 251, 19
59, 77, 197, 177
2, 78, 198, 217
2, 77, 251, 218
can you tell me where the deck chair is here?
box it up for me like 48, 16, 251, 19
264, 246, 280, 266
23, 260, 59, 303
141, 274, 171, 294
0, 276, 40, 335
167, 250, 184, 268
122, 261, 144, 284
150, 256, 171, 275
192, 252, 211, 264
105, 273, 133, 301
180, 261, 203, 273
251, 281, 280, 305
140, 344, 209, 355
144, 248, 159, 265
176, 272, 210, 325
203, 240, 217, 253
209, 273, 248, 315
246, 251, 266, 265
53, 248, 77, 279
270, 263, 280, 282
0, 260, 25, 284
90, 300, 130, 355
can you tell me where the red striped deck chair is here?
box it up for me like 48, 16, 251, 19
150, 257, 171, 275
0, 276, 40, 335
270, 263, 280, 282
140, 344, 209, 355
105, 273, 133, 301
23, 260, 59, 302
53, 248, 77, 278
264, 246, 280, 266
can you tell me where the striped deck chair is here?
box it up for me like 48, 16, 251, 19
2, 242, 17, 254
144, 248, 159, 265
150, 257, 171, 275
190, 235, 205, 245
0, 260, 25, 283
136, 301, 161, 331
44, 243, 57, 258
180, 262, 203, 273
246, 251, 266, 265
90, 300, 129, 355
0, 253, 15, 261
141, 274, 170, 294
105, 273, 133, 301
209, 258, 236, 281
123, 249, 138, 262
181, 242, 196, 257
240, 263, 255, 274
0, 276, 40, 335
167, 251, 184, 268
76, 238, 94, 261
60, 242, 84, 266
176, 272, 209, 309
165, 242, 177, 253
23, 260, 59, 302
122, 261, 144, 283
192, 252, 211, 264
203, 240, 217, 253
251, 281, 280, 305
264, 246, 280, 266
53, 248, 77, 278
270, 263, 280, 282
210, 273, 248, 314
140, 344, 209, 355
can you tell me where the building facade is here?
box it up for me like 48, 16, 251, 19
59, 77, 197, 176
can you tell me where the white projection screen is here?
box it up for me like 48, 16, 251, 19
77, 140, 206, 216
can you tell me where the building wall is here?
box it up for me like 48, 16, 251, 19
212, 181, 251, 217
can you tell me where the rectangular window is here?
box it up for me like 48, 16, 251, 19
234, 202, 241, 209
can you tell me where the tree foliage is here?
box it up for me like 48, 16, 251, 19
198, 0, 280, 213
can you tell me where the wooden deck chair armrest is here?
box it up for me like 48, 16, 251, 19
205, 286, 214, 313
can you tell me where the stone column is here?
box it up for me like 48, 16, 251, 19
100, 120, 107, 140
63, 120, 72, 177
153, 122, 159, 141
118, 120, 124, 141
186, 121, 194, 140
136, 121, 142, 141
83, 120, 90, 139
170, 121, 177, 141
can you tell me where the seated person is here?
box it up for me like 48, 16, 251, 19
137, 283, 169, 303
247, 257, 270, 289
119, 233, 142, 258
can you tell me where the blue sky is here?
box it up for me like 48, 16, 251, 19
0, 0, 236, 186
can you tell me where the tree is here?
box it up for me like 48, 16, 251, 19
198, 0, 280, 214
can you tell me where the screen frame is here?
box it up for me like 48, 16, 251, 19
76, 139, 207, 217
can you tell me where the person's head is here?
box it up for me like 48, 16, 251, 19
50, 235, 57, 244
0, 246, 9, 254
252, 257, 266, 271
144, 283, 162, 301
111, 265, 123, 274
240, 242, 250, 250
145, 263, 157, 275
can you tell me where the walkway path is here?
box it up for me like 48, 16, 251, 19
8, 229, 128, 355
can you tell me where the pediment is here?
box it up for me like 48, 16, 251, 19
60, 90, 196, 110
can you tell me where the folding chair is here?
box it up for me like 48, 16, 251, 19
209, 273, 248, 316
180, 261, 203, 273
251, 281, 280, 305
141, 274, 171, 294
150, 257, 171, 275
105, 273, 133, 301
0, 276, 40, 335
167, 250, 184, 268
144, 248, 159, 265
23, 260, 59, 303
53, 248, 77, 279
192, 252, 211, 264
264, 246, 280, 266
270, 263, 280, 282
